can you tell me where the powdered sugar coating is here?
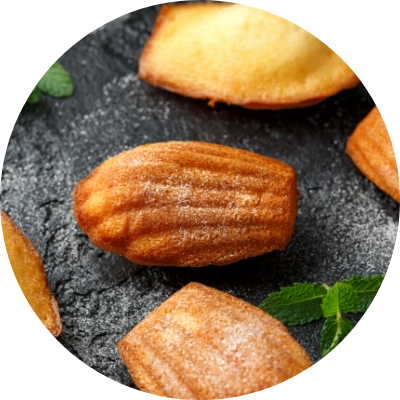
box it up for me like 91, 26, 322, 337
74, 141, 298, 267
117, 282, 312, 399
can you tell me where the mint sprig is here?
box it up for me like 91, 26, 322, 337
321, 282, 359, 318
320, 315, 355, 357
27, 61, 74, 105
342, 275, 384, 312
27, 86, 41, 105
259, 283, 327, 326
258, 275, 383, 358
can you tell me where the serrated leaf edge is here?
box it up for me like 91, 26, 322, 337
342, 275, 384, 313
321, 314, 355, 357
259, 283, 327, 307
321, 282, 359, 318
343, 275, 384, 291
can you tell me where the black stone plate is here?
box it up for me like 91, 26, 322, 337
1, 4, 398, 390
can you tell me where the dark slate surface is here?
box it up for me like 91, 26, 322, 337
1, 4, 398, 391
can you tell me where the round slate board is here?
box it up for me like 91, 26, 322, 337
1, 4, 398, 390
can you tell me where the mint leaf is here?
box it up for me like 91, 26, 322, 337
342, 275, 384, 312
321, 282, 359, 318
27, 86, 41, 104
320, 315, 355, 357
259, 283, 327, 326
37, 62, 73, 97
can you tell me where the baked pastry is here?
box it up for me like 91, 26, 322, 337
117, 282, 312, 399
346, 107, 399, 202
1, 211, 62, 336
73, 141, 299, 267
139, 2, 359, 109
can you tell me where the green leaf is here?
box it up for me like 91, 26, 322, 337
27, 86, 41, 104
342, 275, 384, 312
258, 283, 327, 326
321, 282, 359, 318
37, 61, 74, 98
320, 315, 355, 357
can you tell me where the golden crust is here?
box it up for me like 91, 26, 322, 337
139, 3, 359, 110
117, 282, 313, 399
346, 107, 399, 202
73, 141, 299, 267
1, 212, 62, 337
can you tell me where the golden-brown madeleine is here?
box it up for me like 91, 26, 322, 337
139, 2, 359, 110
73, 141, 299, 267
117, 282, 312, 399
1, 212, 62, 336
346, 107, 399, 202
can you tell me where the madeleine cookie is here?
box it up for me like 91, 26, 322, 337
117, 282, 312, 399
1, 212, 62, 336
139, 2, 359, 109
346, 107, 399, 202
73, 141, 299, 267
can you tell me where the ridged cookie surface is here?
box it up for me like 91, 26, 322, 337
117, 282, 312, 399
139, 2, 359, 109
73, 142, 298, 267
346, 107, 399, 202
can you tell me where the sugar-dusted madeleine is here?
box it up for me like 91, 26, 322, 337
1, 212, 62, 337
346, 107, 399, 202
139, 2, 359, 110
74, 142, 299, 267
117, 282, 312, 399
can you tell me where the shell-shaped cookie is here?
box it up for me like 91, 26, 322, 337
117, 282, 313, 399
346, 107, 399, 202
1, 212, 62, 337
73, 141, 299, 267
139, 2, 359, 110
